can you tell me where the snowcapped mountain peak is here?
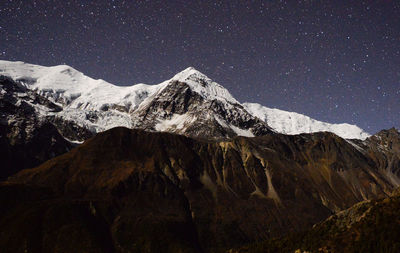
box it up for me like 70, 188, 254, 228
170, 67, 238, 104
171, 66, 204, 81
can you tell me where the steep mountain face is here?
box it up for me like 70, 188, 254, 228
363, 128, 400, 185
131, 68, 272, 139
1, 127, 398, 252
0, 60, 369, 140
243, 102, 370, 140
0, 76, 92, 179
341, 128, 400, 190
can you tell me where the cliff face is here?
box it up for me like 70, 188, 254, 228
364, 128, 400, 185
1, 127, 399, 252
131, 80, 272, 139
0, 76, 85, 180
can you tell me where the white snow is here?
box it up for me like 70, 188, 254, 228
155, 113, 196, 132
0, 60, 162, 112
0, 60, 166, 133
63, 136, 84, 145
243, 103, 370, 140
171, 67, 239, 104
230, 125, 255, 137
0, 60, 371, 140
214, 115, 229, 128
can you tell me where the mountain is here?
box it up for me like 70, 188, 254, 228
0, 127, 399, 252
243, 102, 370, 140
0, 60, 163, 134
130, 67, 271, 139
0, 61, 272, 140
1, 60, 399, 252
0, 60, 368, 140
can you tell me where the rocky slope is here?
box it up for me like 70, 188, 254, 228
0, 76, 92, 179
232, 188, 400, 253
0, 127, 399, 252
130, 73, 272, 139
363, 128, 400, 185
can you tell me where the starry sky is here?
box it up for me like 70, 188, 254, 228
1, 0, 399, 134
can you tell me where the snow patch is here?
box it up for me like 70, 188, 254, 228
230, 125, 254, 137
155, 113, 196, 132
214, 116, 254, 137
63, 136, 84, 145
214, 115, 229, 128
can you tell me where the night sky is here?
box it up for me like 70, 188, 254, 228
1, 1, 399, 134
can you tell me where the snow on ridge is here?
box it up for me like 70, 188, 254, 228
0, 60, 163, 112
0, 60, 370, 140
243, 102, 370, 140
171, 67, 239, 104
0, 61, 237, 110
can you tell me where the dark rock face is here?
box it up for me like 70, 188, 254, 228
0, 76, 92, 179
1, 127, 399, 252
131, 81, 272, 139
46, 115, 94, 141
364, 128, 400, 184
0, 76, 71, 179
233, 188, 400, 253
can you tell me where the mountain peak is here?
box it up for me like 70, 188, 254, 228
170, 67, 238, 104
172, 67, 209, 83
